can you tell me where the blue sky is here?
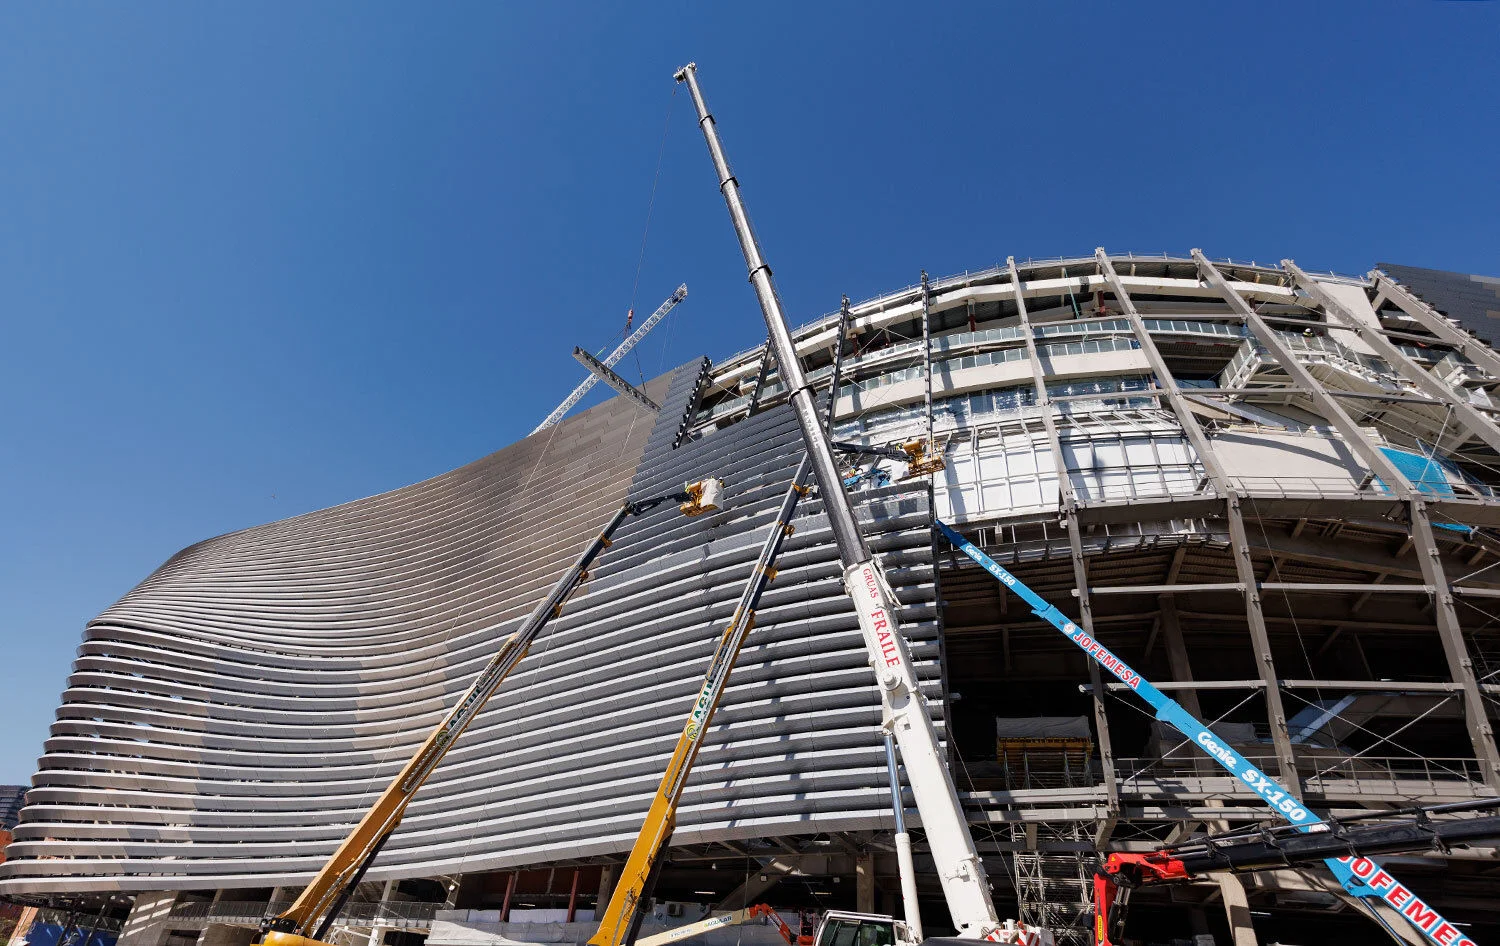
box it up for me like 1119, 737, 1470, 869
1, 2, 1496, 783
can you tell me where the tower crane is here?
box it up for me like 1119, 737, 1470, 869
533, 285, 688, 434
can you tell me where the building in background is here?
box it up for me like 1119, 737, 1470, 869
3, 254, 1500, 946
1377, 263, 1500, 351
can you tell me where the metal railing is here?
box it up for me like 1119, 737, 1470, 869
703, 320, 1233, 424
1114, 754, 1488, 798
166, 900, 439, 929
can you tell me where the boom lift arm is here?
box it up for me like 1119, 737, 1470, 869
1094, 798, 1500, 946
675, 62, 1004, 940
590, 456, 812, 946
936, 520, 1480, 946
633, 904, 807, 946
260, 481, 724, 946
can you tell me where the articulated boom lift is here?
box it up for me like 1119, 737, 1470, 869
259, 480, 724, 946
937, 520, 1483, 946
1094, 799, 1500, 946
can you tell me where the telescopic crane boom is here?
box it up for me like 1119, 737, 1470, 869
259, 480, 724, 946
673, 63, 1004, 939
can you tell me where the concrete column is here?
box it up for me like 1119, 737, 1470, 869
1158, 597, 1202, 718
597, 865, 617, 913
855, 854, 875, 914
1213, 874, 1258, 946
116, 892, 181, 946
366, 879, 397, 946
196, 926, 253, 946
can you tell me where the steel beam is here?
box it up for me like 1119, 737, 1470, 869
1100, 247, 1300, 787
745, 335, 773, 418
1080, 583, 1244, 596
1078, 581, 1435, 597
1285, 259, 1500, 455
1193, 251, 1413, 491
1095, 248, 1228, 489
571, 347, 660, 414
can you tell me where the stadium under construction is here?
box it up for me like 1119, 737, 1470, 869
6, 251, 1500, 946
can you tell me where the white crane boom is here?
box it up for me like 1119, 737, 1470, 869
532, 284, 688, 434
673, 62, 1005, 940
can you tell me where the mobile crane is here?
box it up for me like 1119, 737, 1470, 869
671, 62, 1035, 943
935, 519, 1482, 946
1094, 798, 1500, 946
258, 479, 724, 946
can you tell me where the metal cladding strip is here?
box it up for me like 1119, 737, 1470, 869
936, 520, 1475, 946
0, 366, 939, 894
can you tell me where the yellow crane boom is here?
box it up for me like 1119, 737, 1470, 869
261, 481, 723, 946
590, 456, 811, 946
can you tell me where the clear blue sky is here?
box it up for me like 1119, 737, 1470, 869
1, 2, 1496, 784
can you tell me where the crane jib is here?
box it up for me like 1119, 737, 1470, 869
936, 520, 1477, 946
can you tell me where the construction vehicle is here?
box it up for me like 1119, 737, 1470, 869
673, 62, 1037, 944
1094, 798, 1500, 946
936, 520, 1481, 946
257, 479, 724, 946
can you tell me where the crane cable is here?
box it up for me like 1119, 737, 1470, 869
625, 84, 678, 385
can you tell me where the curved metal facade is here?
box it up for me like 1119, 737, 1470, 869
9, 252, 1500, 943
0, 363, 941, 897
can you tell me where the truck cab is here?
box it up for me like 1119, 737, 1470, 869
811, 911, 916, 946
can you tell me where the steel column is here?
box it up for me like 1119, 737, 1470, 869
1409, 499, 1500, 786
920, 270, 936, 453
1099, 248, 1299, 786
1196, 250, 1500, 788
1007, 257, 1121, 834
823, 296, 851, 434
